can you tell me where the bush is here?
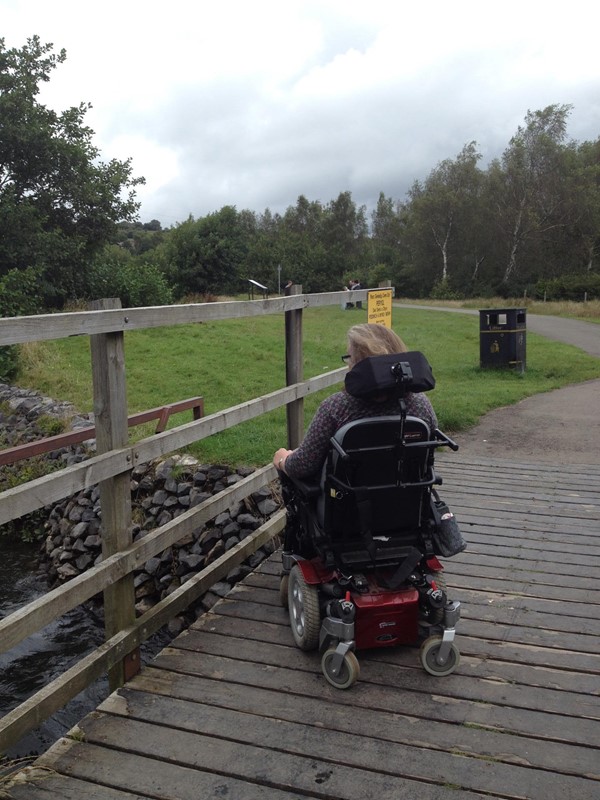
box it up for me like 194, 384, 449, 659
429, 279, 461, 300
84, 247, 174, 307
0, 266, 43, 381
534, 273, 600, 301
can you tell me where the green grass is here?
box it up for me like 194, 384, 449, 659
17, 306, 600, 467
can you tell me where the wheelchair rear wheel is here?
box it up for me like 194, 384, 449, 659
321, 648, 360, 689
420, 635, 460, 676
288, 565, 321, 650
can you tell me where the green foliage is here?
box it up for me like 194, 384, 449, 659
534, 273, 600, 301
160, 207, 247, 298
0, 266, 42, 317
0, 266, 42, 381
84, 246, 173, 307
429, 279, 461, 301
36, 414, 68, 437
0, 346, 18, 383
0, 36, 144, 307
0, 450, 64, 541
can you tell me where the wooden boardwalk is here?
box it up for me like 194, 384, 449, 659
8, 455, 600, 800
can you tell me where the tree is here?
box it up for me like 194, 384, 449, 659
160, 206, 247, 297
491, 105, 572, 287
405, 142, 483, 292
278, 196, 329, 291
565, 138, 600, 272
322, 191, 368, 286
370, 192, 405, 270
0, 36, 143, 306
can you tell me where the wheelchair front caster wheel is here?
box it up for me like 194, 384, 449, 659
420, 635, 460, 676
279, 574, 289, 609
321, 648, 360, 689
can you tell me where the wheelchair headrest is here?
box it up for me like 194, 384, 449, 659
345, 351, 435, 399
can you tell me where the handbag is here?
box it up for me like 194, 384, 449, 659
430, 491, 467, 558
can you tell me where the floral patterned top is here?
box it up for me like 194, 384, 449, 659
284, 389, 438, 479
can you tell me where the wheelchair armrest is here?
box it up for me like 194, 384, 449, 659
283, 472, 321, 499
433, 428, 459, 451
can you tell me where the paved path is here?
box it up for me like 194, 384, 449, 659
396, 305, 600, 464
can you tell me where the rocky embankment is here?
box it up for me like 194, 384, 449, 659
0, 384, 282, 632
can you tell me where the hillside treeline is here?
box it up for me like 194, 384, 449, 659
115, 104, 599, 304
1, 37, 599, 330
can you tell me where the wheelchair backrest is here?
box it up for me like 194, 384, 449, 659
320, 415, 434, 542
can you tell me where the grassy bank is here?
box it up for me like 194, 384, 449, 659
17, 306, 600, 466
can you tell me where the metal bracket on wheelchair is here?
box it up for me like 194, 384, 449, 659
444, 600, 461, 629
434, 601, 461, 666
281, 551, 302, 573
319, 616, 355, 656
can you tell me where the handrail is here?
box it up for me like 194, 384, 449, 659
0, 286, 393, 751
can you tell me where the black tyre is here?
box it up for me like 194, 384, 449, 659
288, 564, 321, 650
279, 574, 289, 609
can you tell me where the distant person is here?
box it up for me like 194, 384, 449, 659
351, 279, 363, 309
345, 280, 355, 309
284, 280, 294, 296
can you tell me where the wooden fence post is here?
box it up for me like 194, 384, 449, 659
285, 284, 304, 449
89, 298, 138, 690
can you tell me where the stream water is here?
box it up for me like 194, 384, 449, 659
0, 540, 170, 759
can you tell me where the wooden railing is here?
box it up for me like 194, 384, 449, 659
0, 285, 381, 752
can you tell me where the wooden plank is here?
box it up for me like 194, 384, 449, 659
193, 589, 600, 674
99, 686, 600, 788
149, 649, 600, 748
28, 739, 305, 800
0, 290, 366, 346
285, 283, 304, 448
127, 672, 600, 779
37, 715, 512, 800
159, 628, 600, 721
6, 771, 152, 800
89, 298, 136, 689
180, 619, 600, 695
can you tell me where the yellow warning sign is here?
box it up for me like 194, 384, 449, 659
367, 289, 392, 327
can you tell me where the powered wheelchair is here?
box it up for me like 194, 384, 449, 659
278, 351, 464, 689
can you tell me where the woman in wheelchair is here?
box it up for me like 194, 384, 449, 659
273, 323, 437, 479
272, 323, 463, 689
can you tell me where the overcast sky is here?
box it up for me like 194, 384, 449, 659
4, 0, 600, 227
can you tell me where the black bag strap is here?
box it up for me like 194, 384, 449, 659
378, 546, 423, 590
355, 487, 378, 562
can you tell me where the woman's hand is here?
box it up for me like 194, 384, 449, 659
273, 448, 293, 473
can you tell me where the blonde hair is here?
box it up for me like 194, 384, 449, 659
347, 323, 407, 366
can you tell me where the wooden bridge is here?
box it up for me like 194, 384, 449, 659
7, 453, 600, 800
